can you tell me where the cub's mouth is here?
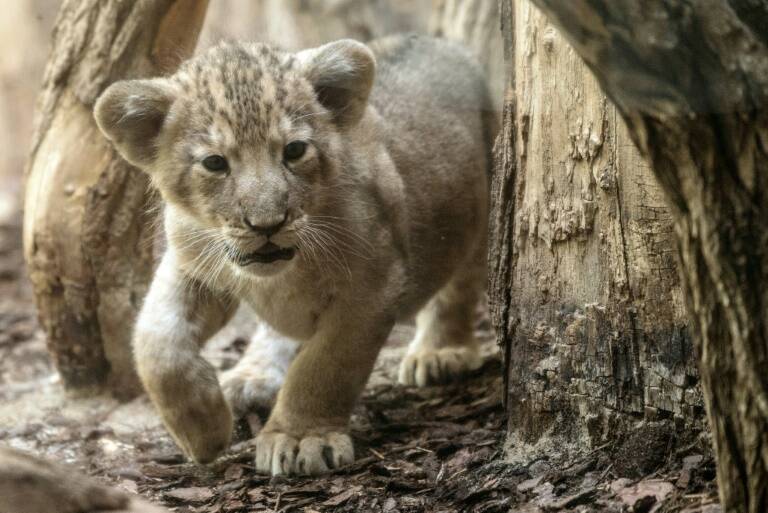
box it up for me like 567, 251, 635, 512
227, 242, 296, 266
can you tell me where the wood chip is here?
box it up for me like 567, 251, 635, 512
223, 464, 246, 480
383, 497, 398, 512
164, 486, 215, 503
322, 485, 362, 507
612, 479, 675, 509
517, 475, 544, 493
541, 487, 596, 511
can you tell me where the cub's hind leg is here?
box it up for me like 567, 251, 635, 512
398, 262, 484, 387
221, 323, 300, 419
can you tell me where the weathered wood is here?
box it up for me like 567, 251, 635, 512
23, 0, 209, 398
524, 1, 768, 511
489, 0, 515, 412
491, 0, 702, 465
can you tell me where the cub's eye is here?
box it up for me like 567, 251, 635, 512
202, 155, 229, 172
283, 141, 308, 162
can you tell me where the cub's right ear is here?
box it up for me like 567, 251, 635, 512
94, 79, 175, 168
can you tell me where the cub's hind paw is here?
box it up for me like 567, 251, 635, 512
254, 430, 354, 476
221, 324, 298, 419
398, 345, 483, 387
221, 367, 282, 419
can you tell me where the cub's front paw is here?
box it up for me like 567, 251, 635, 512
254, 429, 354, 476
142, 360, 233, 464
398, 345, 483, 387
159, 384, 233, 464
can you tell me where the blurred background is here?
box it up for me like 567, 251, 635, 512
0, 0, 58, 224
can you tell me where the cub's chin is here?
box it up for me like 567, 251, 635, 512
227, 242, 298, 278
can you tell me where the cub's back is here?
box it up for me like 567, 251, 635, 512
367, 34, 495, 310
369, 34, 492, 145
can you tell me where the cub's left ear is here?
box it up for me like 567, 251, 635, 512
94, 78, 176, 169
297, 39, 376, 128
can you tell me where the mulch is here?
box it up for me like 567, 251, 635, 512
0, 215, 721, 513
97, 355, 719, 513
126, 359, 520, 513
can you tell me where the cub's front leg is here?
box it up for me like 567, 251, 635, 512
255, 307, 394, 476
134, 251, 238, 463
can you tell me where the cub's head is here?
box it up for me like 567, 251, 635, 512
94, 40, 375, 277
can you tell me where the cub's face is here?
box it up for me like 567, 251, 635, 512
94, 40, 375, 277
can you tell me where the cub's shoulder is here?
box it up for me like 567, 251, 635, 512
365, 34, 492, 139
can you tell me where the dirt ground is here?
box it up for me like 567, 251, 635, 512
0, 209, 721, 513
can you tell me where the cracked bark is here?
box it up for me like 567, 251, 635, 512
491, 0, 703, 466
23, 0, 209, 398
522, 1, 768, 511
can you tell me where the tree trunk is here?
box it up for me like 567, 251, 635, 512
490, 0, 704, 467
23, 0, 209, 398
509, 1, 768, 511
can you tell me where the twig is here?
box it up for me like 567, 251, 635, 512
370, 448, 386, 460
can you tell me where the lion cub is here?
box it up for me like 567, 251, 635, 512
94, 34, 495, 476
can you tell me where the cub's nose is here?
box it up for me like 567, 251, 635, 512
243, 214, 287, 237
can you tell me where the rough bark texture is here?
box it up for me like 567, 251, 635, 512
491, 0, 704, 466
523, 1, 768, 511
489, 0, 516, 415
23, 0, 209, 398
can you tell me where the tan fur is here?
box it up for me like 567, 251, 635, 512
94, 34, 496, 476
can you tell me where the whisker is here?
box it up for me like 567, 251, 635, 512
306, 220, 375, 257
302, 225, 352, 280
301, 225, 351, 280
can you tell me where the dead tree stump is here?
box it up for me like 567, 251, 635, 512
23, 0, 209, 398
490, 0, 704, 466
